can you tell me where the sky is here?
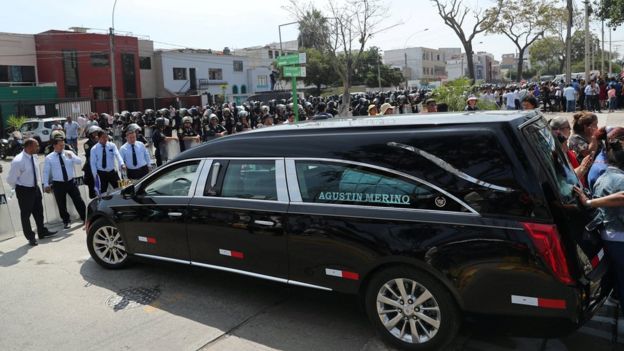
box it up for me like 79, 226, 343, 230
3, 0, 624, 62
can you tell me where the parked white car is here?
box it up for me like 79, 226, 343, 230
19, 117, 66, 152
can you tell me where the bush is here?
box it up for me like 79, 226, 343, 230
432, 78, 498, 112
6, 115, 28, 131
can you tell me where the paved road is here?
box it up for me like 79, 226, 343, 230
1, 112, 624, 351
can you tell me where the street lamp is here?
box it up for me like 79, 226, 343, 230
403, 28, 429, 89
109, 0, 119, 114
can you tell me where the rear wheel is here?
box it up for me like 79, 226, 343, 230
87, 218, 130, 269
364, 267, 460, 350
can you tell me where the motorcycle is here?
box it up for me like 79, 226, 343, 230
0, 130, 24, 159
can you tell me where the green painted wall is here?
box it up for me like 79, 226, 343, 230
0, 86, 58, 136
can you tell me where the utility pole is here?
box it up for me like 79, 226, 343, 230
377, 61, 382, 91
110, 0, 119, 114
601, 18, 605, 76
565, 0, 573, 83
404, 52, 409, 89
609, 27, 613, 74
584, 0, 590, 82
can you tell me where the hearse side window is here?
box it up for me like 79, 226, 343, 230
294, 160, 466, 211
523, 119, 579, 203
142, 161, 200, 197
220, 160, 278, 201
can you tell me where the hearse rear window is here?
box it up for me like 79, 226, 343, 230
294, 160, 466, 212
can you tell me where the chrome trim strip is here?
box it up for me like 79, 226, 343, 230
254, 220, 274, 226
275, 159, 290, 202
190, 197, 289, 206
133, 157, 206, 190
287, 279, 333, 291
285, 159, 303, 202
288, 204, 524, 231
290, 201, 478, 217
517, 111, 542, 129
134, 253, 190, 264
193, 159, 213, 197
285, 157, 479, 215
186, 160, 205, 198
126, 254, 334, 292
191, 261, 288, 284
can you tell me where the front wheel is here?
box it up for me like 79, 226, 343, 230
87, 218, 130, 269
364, 267, 460, 351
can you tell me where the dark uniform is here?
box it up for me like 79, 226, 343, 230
152, 128, 165, 167
179, 126, 199, 152
83, 138, 98, 198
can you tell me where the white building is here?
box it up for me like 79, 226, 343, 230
446, 51, 499, 82
153, 49, 273, 103
0, 32, 38, 85
233, 40, 301, 90
383, 47, 460, 84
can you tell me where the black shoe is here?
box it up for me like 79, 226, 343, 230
38, 230, 58, 239
28, 239, 38, 246
64, 222, 71, 229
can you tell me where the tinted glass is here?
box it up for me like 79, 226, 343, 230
523, 118, 579, 203
295, 160, 466, 212
220, 160, 277, 200
143, 162, 199, 196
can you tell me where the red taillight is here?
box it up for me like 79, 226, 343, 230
521, 222, 574, 285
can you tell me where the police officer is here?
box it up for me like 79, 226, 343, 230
83, 125, 101, 198
90, 131, 125, 194
179, 116, 200, 151
7, 138, 57, 246
43, 138, 86, 229
120, 124, 151, 180
204, 115, 227, 140
44, 130, 74, 155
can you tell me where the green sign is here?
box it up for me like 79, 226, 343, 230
277, 53, 307, 66
283, 66, 306, 77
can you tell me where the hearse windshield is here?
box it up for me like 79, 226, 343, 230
522, 117, 579, 203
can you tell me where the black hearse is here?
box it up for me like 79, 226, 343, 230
85, 111, 609, 350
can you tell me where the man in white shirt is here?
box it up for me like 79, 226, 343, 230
43, 138, 86, 228
563, 83, 577, 112
120, 125, 151, 180
90, 131, 125, 194
7, 138, 57, 246
64, 116, 80, 151
504, 90, 516, 110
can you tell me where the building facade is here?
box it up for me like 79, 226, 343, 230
154, 49, 273, 104
0, 32, 38, 86
139, 39, 157, 99
35, 29, 142, 111
383, 47, 460, 83
445, 51, 499, 82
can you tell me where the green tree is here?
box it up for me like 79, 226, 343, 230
297, 9, 330, 51
432, 77, 498, 111
596, 0, 624, 27
486, 0, 560, 80
530, 36, 565, 74
302, 48, 338, 95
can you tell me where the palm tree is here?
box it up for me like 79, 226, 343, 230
297, 9, 330, 51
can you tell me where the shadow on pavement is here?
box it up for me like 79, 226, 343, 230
0, 243, 32, 267
78, 257, 622, 351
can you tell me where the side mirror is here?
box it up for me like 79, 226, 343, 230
122, 184, 136, 199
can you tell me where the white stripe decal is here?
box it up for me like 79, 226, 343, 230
598, 249, 605, 260
325, 268, 342, 278
511, 295, 538, 307
138, 236, 147, 242
219, 249, 232, 256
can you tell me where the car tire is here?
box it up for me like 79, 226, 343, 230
87, 218, 130, 269
364, 266, 460, 351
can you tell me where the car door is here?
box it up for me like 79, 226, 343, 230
187, 158, 290, 279
112, 159, 204, 261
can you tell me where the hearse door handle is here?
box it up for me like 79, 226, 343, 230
168, 212, 183, 218
254, 220, 274, 227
